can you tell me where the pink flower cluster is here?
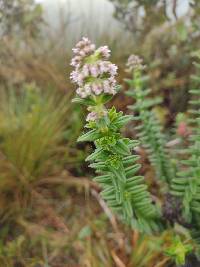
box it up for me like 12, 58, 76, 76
70, 37, 118, 98
126, 54, 146, 72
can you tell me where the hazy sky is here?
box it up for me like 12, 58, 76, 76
36, 0, 190, 47
36, 0, 124, 46
36, 0, 190, 31
36, 0, 116, 28
36, 0, 189, 17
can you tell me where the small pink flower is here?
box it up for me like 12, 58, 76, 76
70, 56, 82, 68
110, 87, 116, 95
84, 84, 92, 94
77, 73, 84, 86
70, 70, 79, 83
76, 87, 87, 98
126, 54, 146, 72
103, 80, 110, 93
91, 84, 102, 95
99, 61, 108, 73
103, 80, 116, 95
97, 46, 111, 59
108, 76, 116, 86
72, 48, 79, 54
90, 65, 99, 77
76, 37, 90, 48
79, 50, 86, 57
82, 64, 89, 77
86, 112, 98, 122
177, 122, 191, 138
109, 64, 118, 75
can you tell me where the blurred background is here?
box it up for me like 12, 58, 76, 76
0, 0, 200, 266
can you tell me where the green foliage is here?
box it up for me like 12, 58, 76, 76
126, 70, 174, 185
171, 55, 200, 225
73, 37, 200, 264
124, 57, 200, 265
77, 99, 161, 233
165, 236, 193, 265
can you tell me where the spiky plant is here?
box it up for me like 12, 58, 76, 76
125, 55, 175, 186
125, 53, 200, 265
170, 54, 200, 248
70, 37, 161, 233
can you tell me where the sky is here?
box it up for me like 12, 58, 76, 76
36, 0, 116, 28
36, 0, 124, 47
35, 0, 190, 47
36, 0, 190, 17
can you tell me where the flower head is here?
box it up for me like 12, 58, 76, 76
70, 37, 118, 98
126, 54, 146, 73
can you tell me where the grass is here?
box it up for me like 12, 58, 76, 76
0, 84, 79, 221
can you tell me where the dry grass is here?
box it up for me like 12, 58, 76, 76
0, 175, 173, 267
0, 37, 69, 92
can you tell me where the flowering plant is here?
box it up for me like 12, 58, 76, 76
126, 54, 174, 185
70, 38, 160, 232
70, 38, 200, 266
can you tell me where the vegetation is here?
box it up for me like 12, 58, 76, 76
72, 37, 200, 266
1, 0, 200, 266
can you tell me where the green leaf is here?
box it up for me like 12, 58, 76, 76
124, 78, 135, 86
128, 140, 140, 149
113, 115, 133, 128
101, 94, 114, 104
109, 166, 126, 182
72, 97, 96, 106
93, 174, 111, 183
125, 164, 141, 177
78, 129, 101, 142
126, 176, 144, 187
124, 200, 133, 217
89, 162, 107, 171
101, 186, 115, 198
86, 148, 104, 161
123, 155, 140, 166
112, 140, 131, 155
165, 236, 193, 265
